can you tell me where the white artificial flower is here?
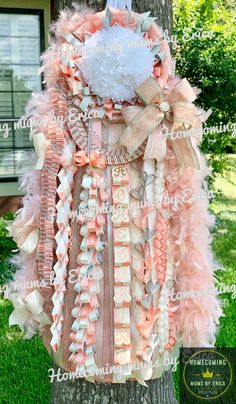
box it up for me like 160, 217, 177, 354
80, 25, 154, 102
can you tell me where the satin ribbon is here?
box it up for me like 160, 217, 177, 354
9, 290, 51, 337
104, 101, 114, 119
103, 6, 113, 28
118, 77, 200, 169
106, 0, 132, 10
33, 132, 50, 170
59, 62, 82, 95
99, 101, 123, 120
74, 150, 107, 169
137, 307, 159, 339
19, 228, 39, 254
10, 219, 39, 254
136, 334, 159, 362
62, 32, 83, 50
164, 336, 177, 351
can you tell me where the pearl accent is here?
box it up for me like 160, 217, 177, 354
159, 101, 170, 112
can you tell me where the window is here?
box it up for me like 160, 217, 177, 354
0, 10, 44, 178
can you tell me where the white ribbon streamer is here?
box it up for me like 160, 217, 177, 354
33, 132, 50, 170
20, 228, 39, 254
106, 0, 132, 10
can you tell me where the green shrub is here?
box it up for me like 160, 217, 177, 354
174, 0, 236, 181
0, 214, 17, 286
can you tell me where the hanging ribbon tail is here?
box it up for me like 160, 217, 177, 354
119, 105, 164, 155
168, 79, 200, 170
33, 132, 49, 170
144, 129, 166, 161
106, 0, 132, 10
9, 306, 27, 330
132, 370, 149, 386
19, 228, 39, 254
170, 137, 200, 170
172, 101, 196, 130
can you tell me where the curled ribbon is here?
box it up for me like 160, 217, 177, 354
74, 150, 107, 169
118, 77, 200, 169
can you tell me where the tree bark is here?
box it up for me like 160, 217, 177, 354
50, 0, 176, 403
51, 366, 177, 404
51, 0, 173, 33
132, 0, 172, 33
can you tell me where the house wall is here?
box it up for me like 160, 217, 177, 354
0, 0, 51, 214
0, 0, 51, 47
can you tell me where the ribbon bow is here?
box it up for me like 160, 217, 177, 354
9, 290, 51, 338
74, 150, 107, 169
118, 77, 200, 170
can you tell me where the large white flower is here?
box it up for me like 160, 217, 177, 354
80, 25, 154, 102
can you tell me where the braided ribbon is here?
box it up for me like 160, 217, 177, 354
118, 77, 200, 169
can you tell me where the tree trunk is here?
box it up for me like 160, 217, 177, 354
51, 366, 177, 404
50, 0, 176, 403
132, 0, 172, 32
51, 0, 172, 33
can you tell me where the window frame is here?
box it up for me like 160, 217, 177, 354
0, 7, 45, 53
0, 7, 45, 180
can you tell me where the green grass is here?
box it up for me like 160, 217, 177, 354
0, 157, 236, 403
0, 299, 52, 404
211, 155, 236, 346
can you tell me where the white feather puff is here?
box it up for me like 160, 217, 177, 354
79, 25, 154, 102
